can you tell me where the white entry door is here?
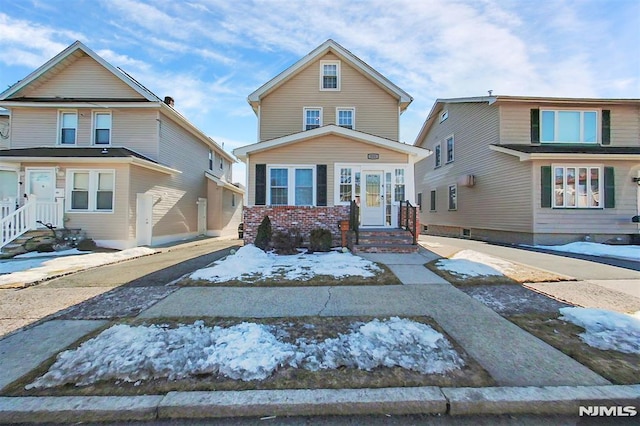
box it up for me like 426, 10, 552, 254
361, 171, 385, 226
26, 168, 55, 202
136, 193, 153, 246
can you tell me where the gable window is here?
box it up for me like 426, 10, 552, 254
446, 135, 454, 163
541, 110, 597, 144
440, 110, 449, 123
448, 184, 457, 210
67, 170, 114, 212
434, 143, 441, 168
320, 60, 340, 91
430, 190, 436, 211
93, 112, 111, 145
59, 111, 77, 145
268, 166, 315, 206
553, 165, 601, 208
304, 107, 322, 130
337, 108, 355, 129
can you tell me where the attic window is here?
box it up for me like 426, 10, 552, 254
440, 110, 449, 123
320, 60, 340, 91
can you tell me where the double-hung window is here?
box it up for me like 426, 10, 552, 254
541, 110, 598, 143
446, 135, 454, 163
93, 112, 111, 145
304, 107, 322, 130
434, 143, 442, 168
269, 166, 315, 206
448, 184, 457, 210
553, 165, 601, 208
337, 108, 354, 129
59, 111, 77, 145
394, 169, 405, 202
68, 170, 114, 212
320, 60, 340, 90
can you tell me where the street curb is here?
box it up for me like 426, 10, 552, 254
1, 385, 638, 423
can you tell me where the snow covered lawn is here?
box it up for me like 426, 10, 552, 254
186, 245, 399, 286
0, 247, 157, 288
531, 242, 640, 262
25, 317, 468, 390
427, 250, 568, 285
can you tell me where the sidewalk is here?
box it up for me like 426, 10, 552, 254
0, 241, 638, 422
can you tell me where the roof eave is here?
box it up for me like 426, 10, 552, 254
0, 155, 181, 174
489, 145, 640, 161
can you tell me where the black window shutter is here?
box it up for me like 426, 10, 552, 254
255, 164, 266, 205
316, 165, 327, 206
604, 166, 615, 208
531, 109, 540, 143
602, 110, 611, 145
541, 166, 552, 208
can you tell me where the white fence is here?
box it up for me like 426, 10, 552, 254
0, 196, 64, 249
1, 198, 17, 219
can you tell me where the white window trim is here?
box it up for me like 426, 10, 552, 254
319, 60, 341, 91
267, 165, 316, 206
333, 163, 411, 206
445, 134, 455, 164
434, 142, 442, 168
92, 110, 112, 145
65, 169, 115, 213
303, 107, 323, 131
439, 110, 449, 123
540, 109, 600, 144
448, 184, 457, 211
57, 109, 78, 146
551, 163, 603, 209
336, 107, 355, 129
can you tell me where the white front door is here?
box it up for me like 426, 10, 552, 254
26, 168, 55, 202
361, 171, 385, 226
136, 193, 153, 246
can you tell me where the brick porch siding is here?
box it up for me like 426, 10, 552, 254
243, 206, 350, 246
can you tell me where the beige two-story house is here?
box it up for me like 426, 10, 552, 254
0, 41, 243, 250
233, 40, 429, 246
414, 96, 640, 245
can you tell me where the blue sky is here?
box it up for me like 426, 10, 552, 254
1, 0, 639, 182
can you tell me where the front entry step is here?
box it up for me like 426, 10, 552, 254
352, 228, 418, 253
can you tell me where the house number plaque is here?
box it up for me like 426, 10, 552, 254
367, 153, 380, 160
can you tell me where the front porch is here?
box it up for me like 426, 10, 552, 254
1, 196, 64, 250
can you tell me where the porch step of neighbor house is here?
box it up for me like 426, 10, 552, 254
0, 229, 55, 258
352, 228, 418, 254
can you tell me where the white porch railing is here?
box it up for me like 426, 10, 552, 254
1, 198, 17, 219
0, 196, 64, 249
1, 197, 36, 249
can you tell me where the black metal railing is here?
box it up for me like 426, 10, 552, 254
399, 200, 418, 245
349, 200, 359, 245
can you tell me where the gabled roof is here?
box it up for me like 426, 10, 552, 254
233, 125, 430, 161
414, 95, 640, 147
247, 39, 413, 114
0, 41, 157, 101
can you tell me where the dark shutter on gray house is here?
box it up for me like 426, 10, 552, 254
255, 164, 266, 205
604, 166, 615, 208
541, 166, 552, 208
601, 110, 611, 145
531, 109, 540, 143
316, 165, 327, 206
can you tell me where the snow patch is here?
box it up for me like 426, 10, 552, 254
435, 250, 516, 278
190, 244, 381, 282
531, 242, 640, 261
559, 307, 640, 354
26, 318, 463, 389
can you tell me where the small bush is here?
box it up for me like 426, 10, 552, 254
309, 228, 333, 252
272, 228, 302, 255
254, 216, 272, 251
77, 238, 97, 251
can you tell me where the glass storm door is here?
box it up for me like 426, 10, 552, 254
361, 171, 384, 226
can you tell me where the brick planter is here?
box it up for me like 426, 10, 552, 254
243, 206, 350, 247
